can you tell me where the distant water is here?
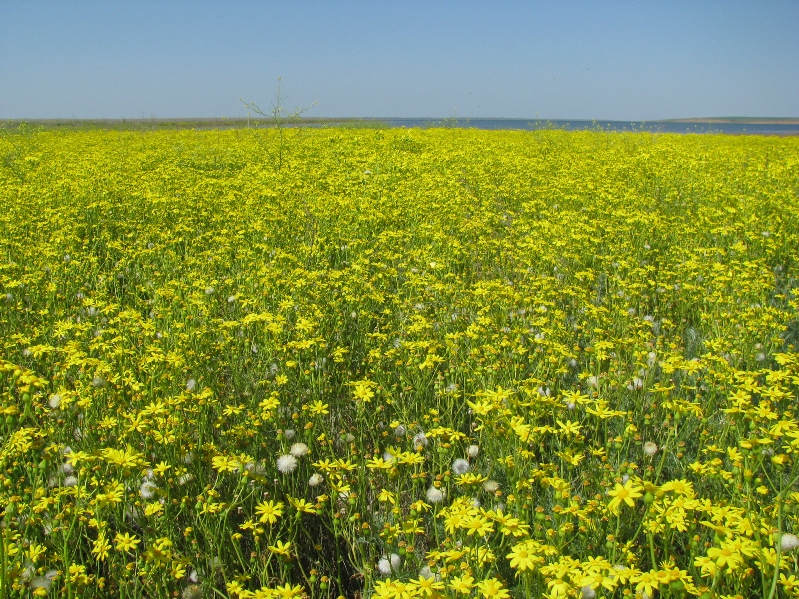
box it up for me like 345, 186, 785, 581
369, 118, 799, 136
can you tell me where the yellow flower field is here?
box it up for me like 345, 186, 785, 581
1, 125, 798, 598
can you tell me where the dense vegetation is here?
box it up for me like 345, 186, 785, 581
1, 126, 798, 598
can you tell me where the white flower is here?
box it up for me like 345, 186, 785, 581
290, 443, 309, 457
308, 473, 324, 487
466, 445, 479, 458
277, 454, 298, 474
426, 486, 445, 504
140, 481, 158, 499
781, 533, 799, 551
452, 458, 470, 475
643, 442, 658, 457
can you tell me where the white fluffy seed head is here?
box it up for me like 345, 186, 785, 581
182, 584, 204, 599
308, 473, 324, 487
48, 394, 62, 409
283, 429, 296, 440
643, 442, 658, 457
377, 558, 391, 575
781, 533, 799, 552
276, 454, 298, 474
139, 481, 158, 499
426, 486, 445, 503
483, 480, 500, 493
467, 445, 479, 458
377, 553, 402, 575
186, 378, 196, 392
290, 443, 309, 457
452, 458, 470, 475
412, 432, 428, 448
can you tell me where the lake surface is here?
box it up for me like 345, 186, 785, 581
371, 118, 799, 136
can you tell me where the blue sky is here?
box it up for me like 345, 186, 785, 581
1, 1, 797, 120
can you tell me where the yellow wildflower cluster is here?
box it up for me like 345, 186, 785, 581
0, 125, 798, 597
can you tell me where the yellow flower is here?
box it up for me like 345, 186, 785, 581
507, 539, 542, 572
268, 540, 292, 557
378, 488, 397, 504
212, 454, 240, 473
630, 569, 658, 598
91, 532, 111, 561
153, 461, 171, 476
273, 583, 304, 598
114, 532, 140, 552
476, 577, 510, 598
448, 574, 476, 594
352, 380, 375, 402
463, 514, 494, 537
287, 495, 316, 514
255, 500, 284, 524
308, 400, 329, 415
707, 542, 744, 571
607, 479, 643, 513
373, 579, 409, 599
407, 576, 445, 596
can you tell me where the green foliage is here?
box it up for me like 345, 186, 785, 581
0, 128, 798, 598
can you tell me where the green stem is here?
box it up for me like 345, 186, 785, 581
648, 532, 657, 571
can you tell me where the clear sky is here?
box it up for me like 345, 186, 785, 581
1, 0, 797, 121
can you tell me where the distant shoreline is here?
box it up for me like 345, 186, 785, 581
4, 116, 798, 135
659, 117, 799, 125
